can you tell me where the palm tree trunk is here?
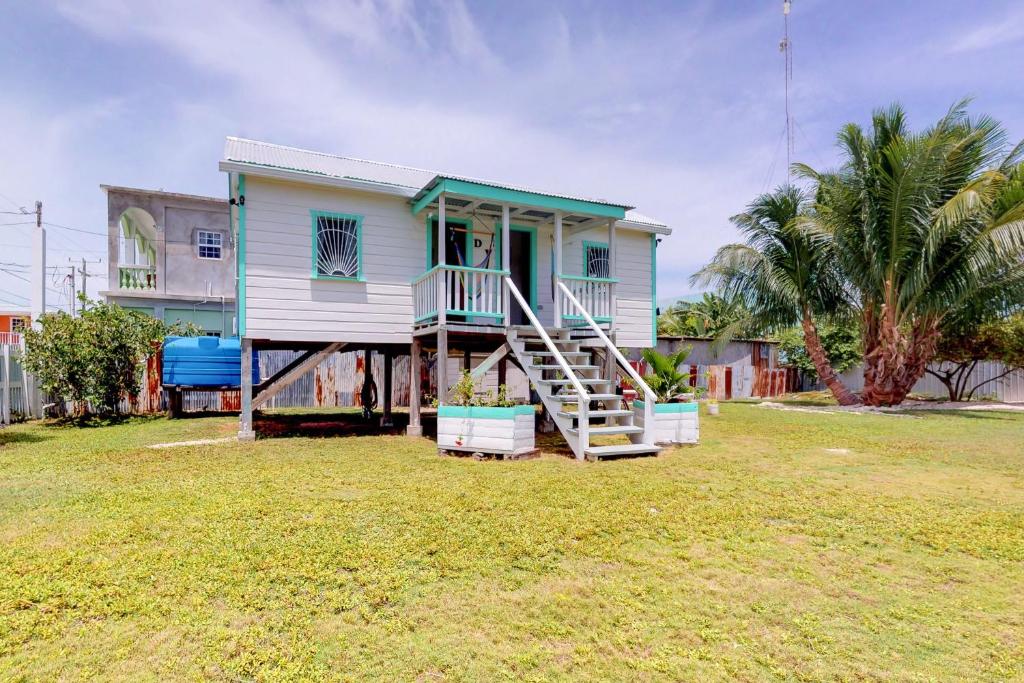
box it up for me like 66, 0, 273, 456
800, 311, 859, 406
861, 308, 940, 406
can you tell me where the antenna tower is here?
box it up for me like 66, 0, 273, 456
780, 1, 794, 179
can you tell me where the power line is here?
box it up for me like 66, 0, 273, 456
43, 221, 106, 237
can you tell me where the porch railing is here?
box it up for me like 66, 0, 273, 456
119, 265, 158, 291
558, 274, 616, 324
412, 265, 509, 324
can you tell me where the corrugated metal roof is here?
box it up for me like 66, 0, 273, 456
222, 137, 667, 228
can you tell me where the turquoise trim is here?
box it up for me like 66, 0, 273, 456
237, 173, 246, 337
582, 240, 609, 278
494, 223, 538, 310
650, 233, 657, 346
446, 310, 503, 319
438, 404, 535, 419
410, 264, 509, 285
563, 314, 612, 323
558, 274, 619, 284
426, 215, 473, 271
412, 178, 628, 219
311, 209, 365, 281
634, 400, 698, 414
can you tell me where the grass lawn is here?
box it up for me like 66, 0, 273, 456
1, 405, 1022, 681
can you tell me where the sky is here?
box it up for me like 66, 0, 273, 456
1, 0, 1023, 312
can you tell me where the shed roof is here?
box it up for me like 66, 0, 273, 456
221, 137, 667, 230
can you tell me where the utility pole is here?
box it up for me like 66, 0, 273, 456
76, 258, 102, 301
67, 265, 76, 316
31, 201, 45, 328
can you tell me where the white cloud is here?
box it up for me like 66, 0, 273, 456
948, 9, 1024, 53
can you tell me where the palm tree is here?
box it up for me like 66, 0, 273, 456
799, 100, 1024, 406
693, 185, 860, 405
657, 293, 756, 339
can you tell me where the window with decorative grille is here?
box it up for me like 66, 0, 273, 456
197, 230, 223, 260
585, 243, 610, 278
314, 213, 360, 279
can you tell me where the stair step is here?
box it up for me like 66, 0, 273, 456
549, 393, 622, 402
569, 424, 643, 436
532, 364, 600, 371
537, 378, 609, 386
525, 351, 589, 358
584, 443, 662, 459
557, 409, 633, 419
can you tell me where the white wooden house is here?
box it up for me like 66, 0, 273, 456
220, 138, 672, 460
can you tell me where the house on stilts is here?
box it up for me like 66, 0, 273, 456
221, 137, 672, 460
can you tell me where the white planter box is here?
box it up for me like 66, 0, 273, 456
437, 405, 536, 456
632, 400, 699, 445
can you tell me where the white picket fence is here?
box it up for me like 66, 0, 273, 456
0, 341, 36, 424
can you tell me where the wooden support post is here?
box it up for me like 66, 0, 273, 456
361, 349, 374, 419
553, 210, 563, 326
407, 338, 423, 436
497, 356, 507, 389
462, 349, 471, 372
381, 350, 394, 427
437, 327, 449, 405
238, 338, 254, 440
437, 194, 447, 326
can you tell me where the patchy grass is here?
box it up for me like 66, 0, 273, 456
1, 405, 1022, 681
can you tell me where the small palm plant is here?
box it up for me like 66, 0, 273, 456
639, 346, 694, 402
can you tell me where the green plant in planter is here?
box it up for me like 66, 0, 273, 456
446, 370, 517, 407
639, 346, 695, 403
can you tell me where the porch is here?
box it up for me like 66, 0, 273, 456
408, 178, 626, 332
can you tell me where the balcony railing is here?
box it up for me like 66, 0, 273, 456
119, 265, 157, 291
412, 265, 509, 325
558, 274, 616, 324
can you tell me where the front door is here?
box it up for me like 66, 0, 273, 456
507, 229, 533, 325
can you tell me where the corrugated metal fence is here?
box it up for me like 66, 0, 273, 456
628, 360, 795, 400
830, 361, 1024, 402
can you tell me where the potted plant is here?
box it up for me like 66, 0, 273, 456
436, 371, 536, 458
630, 347, 700, 445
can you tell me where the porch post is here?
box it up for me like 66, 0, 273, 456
238, 338, 255, 441
501, 204, 511, 326
437, 194, 447, 326
607, 218, 617, 323
381, 349, 394, 427
553, 210, 563, 327
407, 338, 423, 436
437, 328, 449, 405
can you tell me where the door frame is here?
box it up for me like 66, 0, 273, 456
496, 223, 537, 311
425, 215, 473, 270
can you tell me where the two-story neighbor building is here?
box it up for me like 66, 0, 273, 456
221, 137, 672, 460
100, 185, 235, 335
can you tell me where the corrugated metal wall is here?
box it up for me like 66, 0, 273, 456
832, 361, 1024, 402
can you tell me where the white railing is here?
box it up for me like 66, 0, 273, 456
412, 265, 508, 324
558, 280, 656, 445
119, 265, 157, 291
558, 275, 615, 324
506, 276, 591, 458
0, 332, 22, 345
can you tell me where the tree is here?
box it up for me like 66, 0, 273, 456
926, 314, 1024, 401
693, 185, 861, 404
657, 293, 760, 339
777, 323, 861, 385
799, 100, 1024, 406
23, 297, 199, 416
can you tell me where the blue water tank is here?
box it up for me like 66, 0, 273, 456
162, 336, 259, 388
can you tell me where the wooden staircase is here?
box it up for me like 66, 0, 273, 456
498, 276, 663, 461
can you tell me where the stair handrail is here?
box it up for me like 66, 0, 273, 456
504, 277, 590, 401
557, 280, 658, 404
